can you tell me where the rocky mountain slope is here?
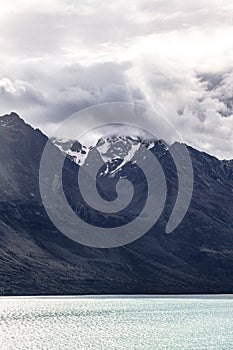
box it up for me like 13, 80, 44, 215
0, 112, 233, 295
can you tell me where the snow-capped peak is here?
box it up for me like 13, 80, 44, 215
52, 135, 169, 172
51, 138, 89, 165
96, 136, 141, 162
95, 136, 170, 175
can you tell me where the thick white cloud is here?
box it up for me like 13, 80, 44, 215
0, 0, 233, 158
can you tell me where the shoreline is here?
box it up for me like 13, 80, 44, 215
1, 294, 233, 300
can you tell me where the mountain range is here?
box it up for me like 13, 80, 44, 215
0, 112, 233, 295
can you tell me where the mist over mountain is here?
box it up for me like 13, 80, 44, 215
0, 112, 233, 295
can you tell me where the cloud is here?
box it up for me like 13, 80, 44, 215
0, 0, 233, 159
0, 77, 46, 109
0, 62, 145, 133
128, 57, 233, 158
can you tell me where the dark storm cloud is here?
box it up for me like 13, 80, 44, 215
0, 61, 146, 132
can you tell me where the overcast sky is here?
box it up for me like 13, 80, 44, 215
0, 0, 233, 158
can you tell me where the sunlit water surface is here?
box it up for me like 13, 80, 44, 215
0, 295, 233, 349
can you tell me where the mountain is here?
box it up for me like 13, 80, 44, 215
52, 138, 88, 165
0, 112, 233, 295
52, 135, 169, 174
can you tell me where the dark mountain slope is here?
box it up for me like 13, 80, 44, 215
0, 113, 233, 295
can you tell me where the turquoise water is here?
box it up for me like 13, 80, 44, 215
0, 296, 233, 349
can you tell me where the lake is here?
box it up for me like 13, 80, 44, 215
0, 295, 233, 349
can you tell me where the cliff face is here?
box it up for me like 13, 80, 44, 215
0, 113, 233, 296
